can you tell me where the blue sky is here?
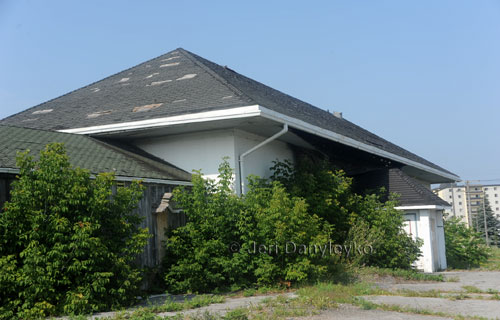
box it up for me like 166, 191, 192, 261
1, 0, 499, 182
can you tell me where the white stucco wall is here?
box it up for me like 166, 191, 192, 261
133, 129, 294, 193
402, 208, 447, 272
234, 130, 294, 193
134, 129, 238, 180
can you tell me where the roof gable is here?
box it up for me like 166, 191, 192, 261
388, 168, 450, 207
0, 125, 191, 182
0, 48, 456, 179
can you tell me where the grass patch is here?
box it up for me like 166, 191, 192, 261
242, 288, 256, 297
356, 266, 445, 282
462, 286, 483, 294
479, 246, 500, 271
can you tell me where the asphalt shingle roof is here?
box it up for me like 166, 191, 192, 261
0, 125, 191, 182
389, 168, 451, 207
0, 48, 454, 177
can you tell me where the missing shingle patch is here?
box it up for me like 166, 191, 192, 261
172, 99, 187, 103
148, 80, 172, 86
221, 96, 233, 100
176, 74, 197, 81
145, 73, 159, 79
91, 88, 100, 93
119, 78, 130, 83
32, 109, 53, 115
160, 62, 180, 68
161, 56, 180, 62
87, 110, 112, 119
133, 103, 163, 113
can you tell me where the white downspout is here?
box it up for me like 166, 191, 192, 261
238, 123, 288, 195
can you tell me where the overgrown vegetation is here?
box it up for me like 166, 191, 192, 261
444, 217, 490, 269
0, 144, 149, 319
163, 157, 422, 294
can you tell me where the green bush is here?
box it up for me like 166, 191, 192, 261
164, 157, 420, 293
163, 160, 333, 293
271, 158, 421, 269
346, 193, 422, 269
0, 144, 149, 318
238, 178, 333, 285
444, 217, 490, 269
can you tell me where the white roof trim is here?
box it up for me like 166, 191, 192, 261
0, 167, 190, 186
257, 106, 459, 181
56, 104, 458, 181
395, 205, 451, 210
0, 168, 19, 174
59, 105, 261, 134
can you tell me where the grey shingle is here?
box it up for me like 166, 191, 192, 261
0, 125, 191, 181
0, 48, 454, 176
388, 168, 450, 207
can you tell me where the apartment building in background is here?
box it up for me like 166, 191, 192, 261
433, 183, 500, 226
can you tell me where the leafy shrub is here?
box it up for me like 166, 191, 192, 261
444, 217, 490, 269
238, 178, 333, 285
164, 156, 422, 294
346, 193, 422, 269
163, 160, 244, 293
164, 161, 333, 293
0, 144, 149, 318
271, 158, 421, 269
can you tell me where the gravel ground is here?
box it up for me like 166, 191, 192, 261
76, 271, 500, 319
302, 304, 452, 320
375, 271, 500, 292
364, 295, 500, 319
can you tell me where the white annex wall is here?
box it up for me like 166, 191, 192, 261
133, 129, 294, 193
133, 129, 238, 180
234, 129, 294, 193
402, 208, 447, 272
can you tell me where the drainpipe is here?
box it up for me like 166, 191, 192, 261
238, 123, 288, 195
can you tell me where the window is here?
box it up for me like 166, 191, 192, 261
476, 194, 480, 198
477, 201, 481, 205
449, 189, 452, 192
496, 194, 498, 197
459, 202, 462, 205
475, 187, 479, 191
495, 187, 497, 191
496, 201, 499, 204
485, 188, 489, 191
449, 195, 452, 199
458, 195, 462, 198
497, 208, 499, 211
457, 188, 461, 192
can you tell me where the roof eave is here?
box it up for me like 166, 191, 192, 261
57, 104, 459, 183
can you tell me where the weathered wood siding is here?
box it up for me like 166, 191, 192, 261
133, 183, 186, 268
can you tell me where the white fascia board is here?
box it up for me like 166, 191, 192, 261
58, 105, 261, 135
0, 167, 190, 186
395, 205, 451, 210
57, 104, 458, 182
0, 168, 19, 174
113, 176, 192, 186
257, 106, 460, 182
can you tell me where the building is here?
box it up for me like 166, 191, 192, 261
434, 183, 500, 226
0, 48, 459, 272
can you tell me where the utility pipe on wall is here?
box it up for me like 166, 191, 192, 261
238, 123, 288, 195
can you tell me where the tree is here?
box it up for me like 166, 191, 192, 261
475, 198, 500, 247
444, 217, 489, 269
0, 143, 149, 318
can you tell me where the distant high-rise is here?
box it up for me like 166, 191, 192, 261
433, 183, 500, 227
